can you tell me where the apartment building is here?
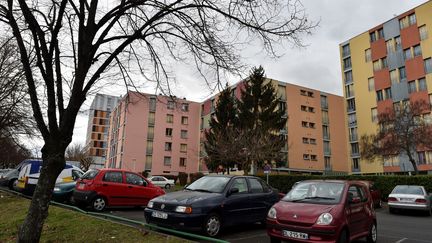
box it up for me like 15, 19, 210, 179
339, 1, 432, 174
105, 92, 201, 176
85, 93, 120, 168
200, 79, 349, 174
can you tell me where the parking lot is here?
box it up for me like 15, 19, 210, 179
108, 206, 432, 243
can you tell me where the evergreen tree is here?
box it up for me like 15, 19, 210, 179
204, 85, 238, 173
237, 66, 287, 174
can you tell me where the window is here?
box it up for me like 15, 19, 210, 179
385, 88, 392, 100
302, 121, 308, 127
322, 110, 329, 124
181, 103, 189, 112
344, 71, 353, 84
408, 81, 416, 93
368, 77, 375, 91
180, 144, 187, 152
307, 91, 314, 97
399, 67, 407, 81
365, 49, 371, 62
149, 97, 156, 111
347, 98, 356, 112
210, 99, 215, 112
148, 112, 155, 125
320, 95, 328, 109
386, 40, 394, 53
325, 157, 331, 169
373, 60, 381, 71
308, 107, 315, 113
343, 57, 352, 70
164, 156, 172, 166
349, 127, 358, 141
180, 158, 186, 167
352, 158, 360, 170
231, 178, 248, 193
425, 58, 432, 74
126, 173, 145, 186
369, 32, 376, 42
310, 138, 317, 144
301, 105, 307, 111
147, 126, 154, 139
300, 90, 307, 96
249, 178, 264, 193
146, 141, 153, 154
395, 36, 402, 51
351, 143, 359, 155
404, 48, 412, 60
303, 154, 310, 160
324, 141, 331, 154
399, 17, 409, 29
167, 100, 175, 110
419, 25, 428, 41
166, 114, 173, 123
323, 125, 330, 139
310, 155, 317, 161
418, 151, 426, 165
181, 130, 188, 139
181, 116, 188, 125
413, 45, 422, 57
408, 14, 416, 25
103, 171, 122, 183
371, 108, 378, 122
309, 122, 315, 129
390, 69, 399, 84
376, 90, 383, 101
165, 128, 173, 137
378, 28, 384, 39
345, 84, 354, 97
165, 142, 172, 151
348, 113, 357, 126
342, 44, 350, 57
302, 137, 309, 144
419, 78, 427, 91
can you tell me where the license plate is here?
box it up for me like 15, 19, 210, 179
78, 183, 85, 189
283, 230, 308, 239
400, 198, 413, 202
152, 211, 168, 219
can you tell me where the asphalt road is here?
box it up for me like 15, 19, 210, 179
107, 206, 432, 243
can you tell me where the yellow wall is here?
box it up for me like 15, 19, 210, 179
416, 2, 432, 92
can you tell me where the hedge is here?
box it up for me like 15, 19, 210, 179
259, 174, 432, 201
189, 172, 204, 183
178, 172, 188, 186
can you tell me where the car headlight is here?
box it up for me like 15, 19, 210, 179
147, 201, 154, 208
267, 207, 277, 219
316, 213, 333, 225
175, 206, 192, 214
53, 187, 61, 192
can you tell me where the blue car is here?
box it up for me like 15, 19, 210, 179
144, 175, 280, 236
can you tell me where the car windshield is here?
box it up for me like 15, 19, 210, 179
80, 169, 99, 180
283, 182, 345, 204
185, 176, 230, 193
392, 186, 424, 195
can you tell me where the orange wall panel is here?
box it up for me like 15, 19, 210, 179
371, 38, 386, 61
406, 56, 425, 81
377, 99, 393, 114
401, 25, 420, 49
373, 69, 391, 91
409, 90, 430, 107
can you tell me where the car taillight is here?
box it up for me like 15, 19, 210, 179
415, 198, 427, 204
388, 197, 397, 202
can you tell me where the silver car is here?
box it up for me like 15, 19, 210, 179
148, 176, 175, 189
388, 185, 432, 216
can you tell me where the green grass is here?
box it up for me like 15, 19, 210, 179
0, 192, 190, 243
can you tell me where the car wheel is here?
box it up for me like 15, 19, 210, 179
270, 237, 281, 243
366, 223, 377, 243
337, 229, 348, 243
164, 184, 171, 189
203, 213, 221, 237
92, 196, 107, 212
8, 179, 17, 190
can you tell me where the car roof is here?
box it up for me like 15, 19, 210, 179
98, 168, 139, 173
298, 179, 366, 185
204, 174, 260, 179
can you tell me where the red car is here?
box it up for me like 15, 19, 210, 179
267, 180, 377, 243
73, 168, 165, 211
360, 181, 382, 208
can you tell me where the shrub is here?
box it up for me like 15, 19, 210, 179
189, 172, 204, 183
259, 174, 432, 201
178, 172, 188, 186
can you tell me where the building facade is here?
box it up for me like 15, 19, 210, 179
105, 92, 201, 176
340, 1, 432, 174
200, 79, 349, 174
85, 93, 120, 168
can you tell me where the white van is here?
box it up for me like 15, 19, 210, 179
16, 160, 83, 194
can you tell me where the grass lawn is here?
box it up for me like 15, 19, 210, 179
0, 191, 190, 243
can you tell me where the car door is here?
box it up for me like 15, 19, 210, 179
222, 177, 251, 226
247, 178, 272, 222
99, 171, 125, 205
125, 172, 157, 205
346, 185, 368, 237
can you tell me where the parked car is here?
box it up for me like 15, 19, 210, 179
145, 175, 280, 237
148, 176, 175, 189
73, 168, 165, 211
267, 180, 377, 243
0, 160, 30, 189
360, 181, 382, 208
52, 170, 84, 203
388, 185, 432, 216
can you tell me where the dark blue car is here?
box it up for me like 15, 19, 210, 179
144, 175, 279, 236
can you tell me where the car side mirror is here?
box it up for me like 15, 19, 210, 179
229, 187, 239, 195
349, 197, 361, 204
183, 184, 189, 189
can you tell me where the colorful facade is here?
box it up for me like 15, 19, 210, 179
105, 92, 201, 176
340, 1, 432, 174
85, 93, 120, 168
200, 79, 349, 174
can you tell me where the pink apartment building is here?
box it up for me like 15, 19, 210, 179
105, 92, 201, 176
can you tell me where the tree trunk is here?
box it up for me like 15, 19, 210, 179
409, 157, 418, 175
18, 144, 65, 242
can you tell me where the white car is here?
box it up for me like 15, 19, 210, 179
148, 176, 175, 189
388, 185, 432, 216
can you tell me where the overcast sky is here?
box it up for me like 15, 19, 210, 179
25, 0, 429, 153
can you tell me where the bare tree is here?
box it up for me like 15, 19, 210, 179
360, 100, 432, 175
65, 143, 94, 171
0, 137, 32, 168
0, 0, 316, 241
